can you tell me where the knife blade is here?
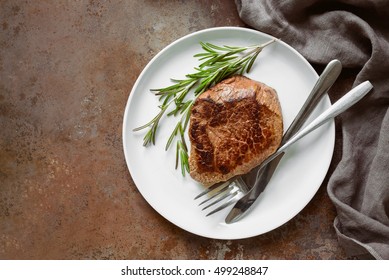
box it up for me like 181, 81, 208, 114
225, 59, 343, 223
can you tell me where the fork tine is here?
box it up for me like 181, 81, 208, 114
205, 192, 239, 216
194, 176, 246, 217
201, 186, 236, 209
194, 180, 230, 200
198, 184, 232, 206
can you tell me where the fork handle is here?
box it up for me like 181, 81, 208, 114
275, 81, 373, 155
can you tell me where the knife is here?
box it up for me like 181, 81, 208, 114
225, 59, 343, 223
225, 80, 373, 224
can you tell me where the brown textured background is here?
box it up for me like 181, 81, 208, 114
0, 0, 353, 259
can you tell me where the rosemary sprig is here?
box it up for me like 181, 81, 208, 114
133, 38, 277, 175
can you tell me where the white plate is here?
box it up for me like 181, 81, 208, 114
122, 27, 335, 240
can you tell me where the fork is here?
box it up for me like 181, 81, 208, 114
194, 59, 343, 216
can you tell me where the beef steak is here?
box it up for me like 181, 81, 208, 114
188, 75, 283, 186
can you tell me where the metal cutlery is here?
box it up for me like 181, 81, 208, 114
225, 80, 373, 223
195, 59, 343, 216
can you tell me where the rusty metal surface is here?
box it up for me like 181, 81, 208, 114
0, 0, 349, 259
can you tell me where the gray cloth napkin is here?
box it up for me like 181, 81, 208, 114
236, 0, 389, 259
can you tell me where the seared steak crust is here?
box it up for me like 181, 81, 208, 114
189, 75, 283, 186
